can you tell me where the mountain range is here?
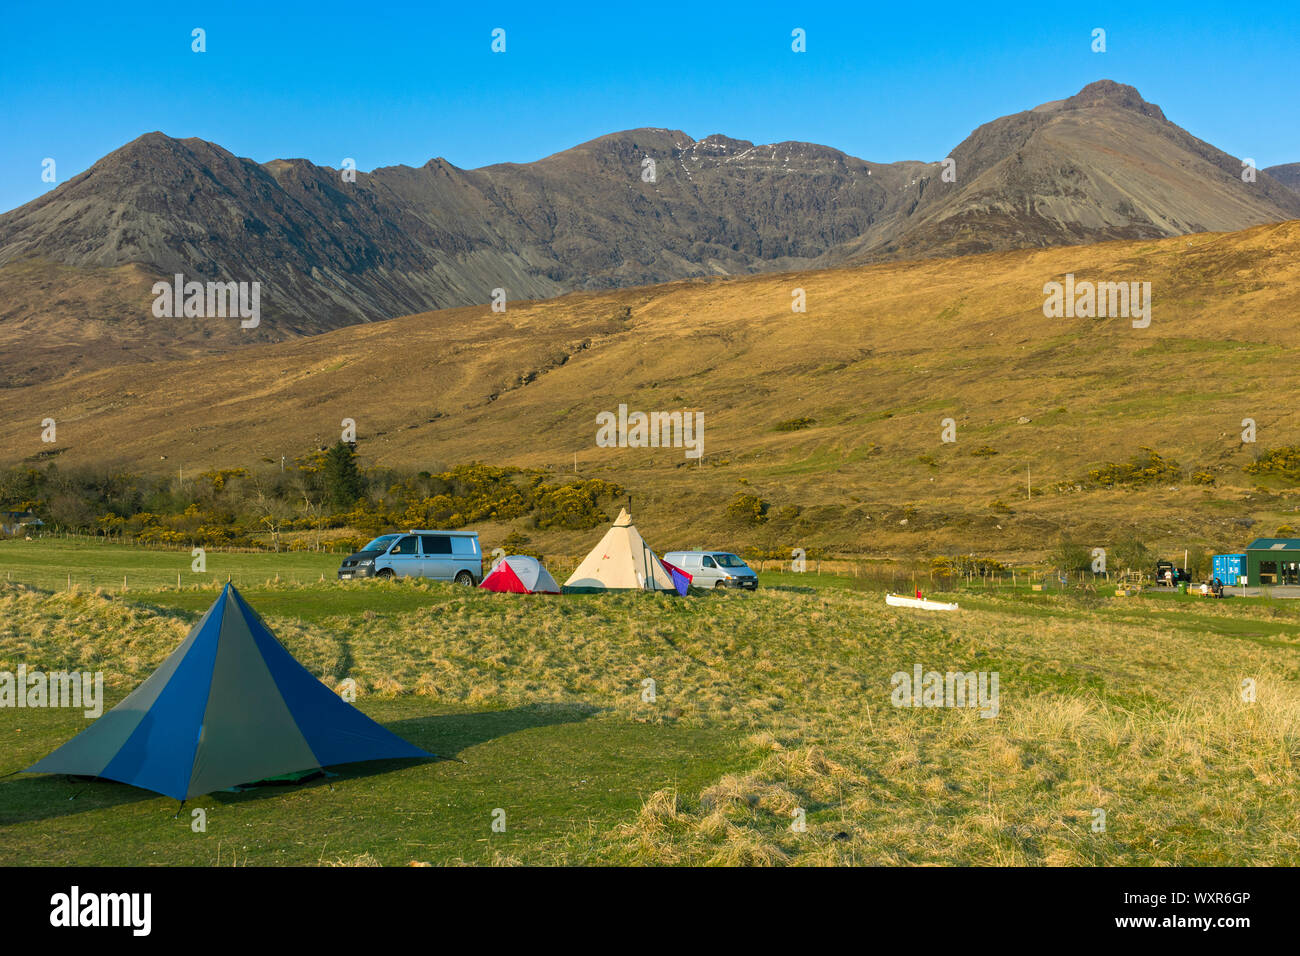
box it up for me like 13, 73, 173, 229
1, 79, 1298, 386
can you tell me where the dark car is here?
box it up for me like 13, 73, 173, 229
1154, 560, 1192, 585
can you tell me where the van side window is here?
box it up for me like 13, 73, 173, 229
391, 535, 418, 555
702, 555, 716, 568
420, 535, 452, 555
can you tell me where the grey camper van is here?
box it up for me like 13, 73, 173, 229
338, 530, 482, 584
662, 551, 758, 590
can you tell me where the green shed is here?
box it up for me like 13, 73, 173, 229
1244, 538, 1300, 586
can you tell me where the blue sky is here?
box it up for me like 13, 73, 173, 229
2, 1, 1297, 213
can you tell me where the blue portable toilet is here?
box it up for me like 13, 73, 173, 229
1212, 553, 1247, 586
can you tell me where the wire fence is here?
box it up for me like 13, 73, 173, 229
4, 531, 1125, 595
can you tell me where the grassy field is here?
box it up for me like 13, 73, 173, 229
0, 538, 340, 592
1, 540, 1298, 865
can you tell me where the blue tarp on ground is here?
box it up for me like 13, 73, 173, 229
659, 559, 692, 597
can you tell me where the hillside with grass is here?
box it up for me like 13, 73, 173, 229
4, 220, 1300, 562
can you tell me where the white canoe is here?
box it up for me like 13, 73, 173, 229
886, 593, 959, 611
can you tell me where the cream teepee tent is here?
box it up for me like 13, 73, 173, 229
562, 509, 676, 592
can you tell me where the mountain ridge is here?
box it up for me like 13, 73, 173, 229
2, 79, 1298, 384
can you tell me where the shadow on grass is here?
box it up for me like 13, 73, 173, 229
0, 774, 157, 826
0, 701, 600, 823
387, 701, 602, 760
114, 598, 205, 625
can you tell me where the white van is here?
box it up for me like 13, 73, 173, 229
338, 530, 482, 584
662, 551, 758, 590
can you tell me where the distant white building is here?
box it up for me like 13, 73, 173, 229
0, 511, 43, 535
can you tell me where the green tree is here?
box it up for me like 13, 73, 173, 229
322, 442, 366, 510
1112, 538, 1152, 573
1049, 538, 1092, 573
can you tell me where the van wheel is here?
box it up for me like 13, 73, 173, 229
714, 581, 726, 590
376, 568, 394, 579
455, 571, 475, 586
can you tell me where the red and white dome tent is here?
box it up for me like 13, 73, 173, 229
479, 555, 562, 594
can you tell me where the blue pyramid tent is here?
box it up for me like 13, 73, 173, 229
24, 583, 431, 800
